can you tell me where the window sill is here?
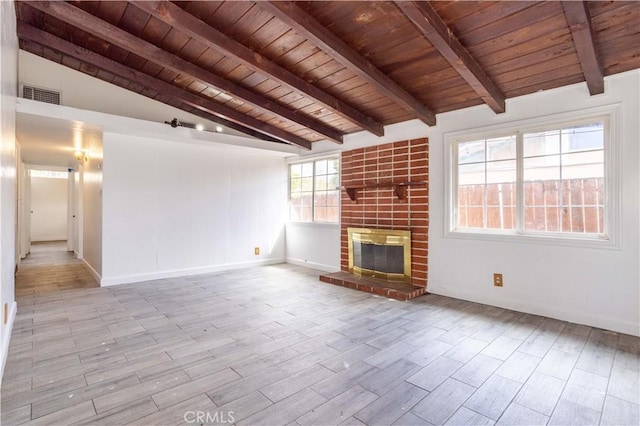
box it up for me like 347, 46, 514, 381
445, 229, 619, 250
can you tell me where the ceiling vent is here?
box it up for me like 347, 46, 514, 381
21, 84, 61, 105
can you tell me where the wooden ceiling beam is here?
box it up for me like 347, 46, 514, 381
131, 0, 384, 137
25, 1, 340, 145
396, 1, 505, 114
259, 1, 436, 126
16, 21, 312, 150
561, 1, 604, 95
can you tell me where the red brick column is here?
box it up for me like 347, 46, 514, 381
340, 138, 428, 288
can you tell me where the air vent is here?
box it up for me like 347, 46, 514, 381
21, 84, 61, 105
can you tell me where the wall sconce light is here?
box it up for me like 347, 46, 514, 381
74, 150, 87, 162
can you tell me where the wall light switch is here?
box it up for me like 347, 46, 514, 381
254, 247, 260, 255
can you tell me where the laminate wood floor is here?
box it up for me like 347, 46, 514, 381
1, 242, 638, 425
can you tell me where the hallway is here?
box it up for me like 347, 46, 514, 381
15, 241, 99, 301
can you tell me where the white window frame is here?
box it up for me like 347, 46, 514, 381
445, 104, 621, 249
288, 155, 341, 224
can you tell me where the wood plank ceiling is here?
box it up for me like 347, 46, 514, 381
15, 1, 640, 150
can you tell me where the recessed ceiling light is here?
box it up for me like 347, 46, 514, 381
195, 124, 204, 131
215, 126, 223, 133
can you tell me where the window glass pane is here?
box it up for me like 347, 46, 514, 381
290, 177, 302, 194
487, 135, 516, 161
315, 175, 327, 191
458, 140, 485, 164
327, 206, 339, 222
560, 177, 605, 234
301, 193, 313, 222
300, 177, 313, 192
458, 162, 485, 186
328, 159, 339, 174
561, 122, 604, 153
314, 206, 327, 222
316, 159, 327, 175
459, 206, 485, 228
486, 160, 516, 184
328, 174, 340, 190
326, 190, 340, 206
523, 156, 561, 181
524, 130, 560, 157
301, 162, 313, 177
30, 170, 68, 179
486, 182, 516, 230
561, 151, 604, 179
524, 153, 561, 232
290, 193, 304, 221
524, 180, 561, 232
290, 163, 302, 177
457, 185, 485, 228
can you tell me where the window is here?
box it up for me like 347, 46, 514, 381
289, 158, 340, 223
30, 169, 68, 179
449, 110, 617, 244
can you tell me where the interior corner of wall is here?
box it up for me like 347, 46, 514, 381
82, 258, 102, 285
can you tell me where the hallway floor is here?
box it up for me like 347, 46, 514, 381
1, 246, 638, 425
15, 241, 99, 300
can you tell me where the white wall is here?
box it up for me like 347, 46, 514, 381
286, 222, 340, 272
0, 0, 18, 380
82, 138, 103, 280
101, 133, 287, 285
428, 71, 639, 336
30, 175, 68, 241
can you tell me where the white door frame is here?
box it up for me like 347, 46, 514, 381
67, 169, 74, 252
22, 165, 31, 258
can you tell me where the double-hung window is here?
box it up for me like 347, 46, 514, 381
449, 108, 618, 245
289, 157, 340, 223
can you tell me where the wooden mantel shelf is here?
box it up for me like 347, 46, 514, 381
344, 181, 426, 201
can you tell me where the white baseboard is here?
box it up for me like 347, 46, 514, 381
82, 259, 102, 284
427, 284, 640, 337
285, 257, 339, 273
0, 301, 17, 383
100, 257, 286, 287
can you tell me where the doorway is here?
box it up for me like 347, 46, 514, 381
19, 166, 81, 262
30, 168, 67, 243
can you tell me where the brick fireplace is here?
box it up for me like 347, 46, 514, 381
320, 138, 428, 300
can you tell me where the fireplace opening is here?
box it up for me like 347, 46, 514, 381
348, 227, 411, 283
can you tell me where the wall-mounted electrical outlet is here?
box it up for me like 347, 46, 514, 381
254, 247, 260, 255
493, 273, 503, 287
